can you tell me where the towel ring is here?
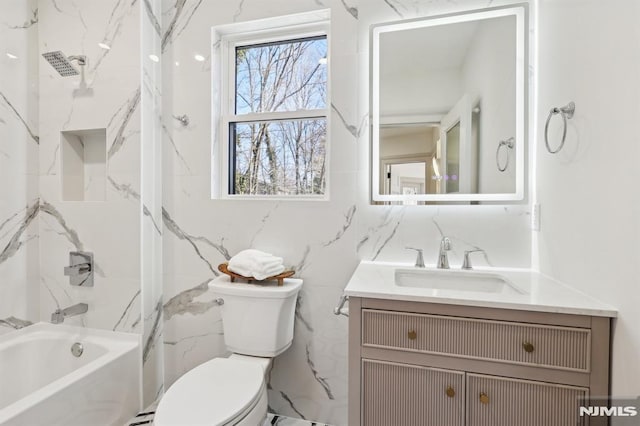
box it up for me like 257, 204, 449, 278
496, 137, 515, 172
544, 101, 575, 154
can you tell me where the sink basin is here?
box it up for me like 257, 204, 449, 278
395, 268, 525, 294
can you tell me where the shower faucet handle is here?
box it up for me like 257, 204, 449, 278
64, 251, 94, 287
64, 263, 91, 276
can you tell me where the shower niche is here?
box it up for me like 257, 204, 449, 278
61, 128, 107, 201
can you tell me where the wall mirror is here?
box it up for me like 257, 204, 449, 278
370, 5, 527, 204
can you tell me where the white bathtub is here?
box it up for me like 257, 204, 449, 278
0, 322, 141, 426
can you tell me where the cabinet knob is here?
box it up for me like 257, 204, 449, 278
407, 330, 417, 340
522, 341, 535, 353
479, 392, 490, 405
446, 386, 455, 398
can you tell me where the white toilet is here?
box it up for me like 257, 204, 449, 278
154, 276, 303, 426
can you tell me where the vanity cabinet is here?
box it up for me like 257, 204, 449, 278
349, 298, 611, 426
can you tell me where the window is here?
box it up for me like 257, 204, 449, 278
214, 12, 330, 199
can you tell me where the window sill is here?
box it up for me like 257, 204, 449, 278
214, 194, 330, 202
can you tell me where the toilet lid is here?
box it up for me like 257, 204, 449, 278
155, 358, 265, 426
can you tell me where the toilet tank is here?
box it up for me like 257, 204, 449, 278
209, 277, 303, 357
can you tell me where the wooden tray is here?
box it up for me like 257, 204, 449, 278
218, 263, 295, 286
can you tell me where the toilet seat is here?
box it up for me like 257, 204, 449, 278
154, 358, 265, 426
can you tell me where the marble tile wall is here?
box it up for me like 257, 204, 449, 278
1, 0, 162, 406
160, 1, 532, 425
0, 0, 40, 335
38, 0, 142, 331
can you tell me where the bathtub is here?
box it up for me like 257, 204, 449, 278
0, 322, 141, 426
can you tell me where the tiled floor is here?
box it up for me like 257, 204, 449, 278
127, 409, 332, 426
267, 414, 332, 425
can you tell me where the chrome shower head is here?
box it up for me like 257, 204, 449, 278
42, 51, 86, 77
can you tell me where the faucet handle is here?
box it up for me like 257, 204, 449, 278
64, 263, 91, 276
65, 251, 94, 287
462, 249, 485, 270
440, 237, 452, 250
437, 237, 452, 269
405, 247, 425, 268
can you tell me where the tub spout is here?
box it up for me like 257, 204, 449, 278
51, 303, 88, 324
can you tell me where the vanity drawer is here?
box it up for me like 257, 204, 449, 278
362, 309, 591, 372
466, 373, 588, 426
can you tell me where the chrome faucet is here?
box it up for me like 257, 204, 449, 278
405, 247, 425, 268
64, 251, 94, 287
51, 303, 88, 324
437, 237, 452, 269
462, 249, 485, 270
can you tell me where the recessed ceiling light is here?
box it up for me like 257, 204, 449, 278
175, 61, 180, 66
149, 54, 160, 62
6, 53, 18, 59
98, 43, 111, 50
194, 54, 205, 62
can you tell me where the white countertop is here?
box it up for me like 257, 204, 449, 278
344, 261, 617, 317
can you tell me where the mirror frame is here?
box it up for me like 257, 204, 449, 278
370, 4, 528, 203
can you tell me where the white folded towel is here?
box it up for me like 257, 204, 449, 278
245, 249, 283, 264
228, 256, 282, 272
253, 264, 285, 280
228, 249, 285, 280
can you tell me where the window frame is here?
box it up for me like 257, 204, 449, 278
212, 12, 331, 200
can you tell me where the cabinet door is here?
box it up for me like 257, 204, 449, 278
362, 359, 465, 426
467, 373, 588, 426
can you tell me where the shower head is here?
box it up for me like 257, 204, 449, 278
42, 51, 86, 77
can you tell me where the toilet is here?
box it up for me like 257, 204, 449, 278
155, 276, 303, 426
